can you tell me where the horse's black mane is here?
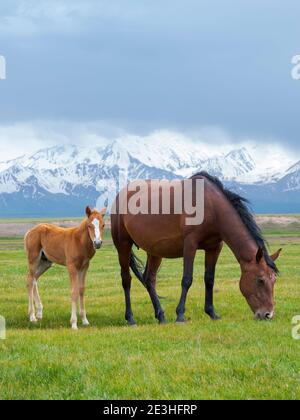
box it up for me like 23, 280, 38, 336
193, 171, 278, 273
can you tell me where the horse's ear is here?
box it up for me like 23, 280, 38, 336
86, 206, 92, 218
271, 248, 282, 262
100, 207, 107, 216
256, 247, 264, 263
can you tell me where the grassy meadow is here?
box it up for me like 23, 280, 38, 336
0, 223, 299, 400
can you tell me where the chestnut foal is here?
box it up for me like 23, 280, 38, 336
25, 207, 106, 330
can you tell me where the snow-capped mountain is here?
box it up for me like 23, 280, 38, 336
0, 137, 299, 216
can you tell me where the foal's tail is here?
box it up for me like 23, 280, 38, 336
24, 230, 30, 253
129, 252, 147, 288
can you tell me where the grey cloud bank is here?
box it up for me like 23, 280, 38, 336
0, 0, 300, 150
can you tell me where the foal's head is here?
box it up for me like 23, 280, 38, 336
86, 206, 106, 250
240, 248, 282, 320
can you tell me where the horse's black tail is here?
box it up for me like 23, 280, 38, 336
129, 252, 147, 288
129, 251, 166, 299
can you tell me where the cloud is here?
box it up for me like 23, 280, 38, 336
0, 120, 298, 164
0, 1, 300, 152
0, 0, 146, 36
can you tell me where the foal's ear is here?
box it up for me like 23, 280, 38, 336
86, 206, 92, 218
271, 248, 282, 262
256, 247, 264, 263
100, 207, 107, 216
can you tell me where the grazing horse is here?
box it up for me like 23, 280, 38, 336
25, 207, 106, 330
111, 172, 282, 326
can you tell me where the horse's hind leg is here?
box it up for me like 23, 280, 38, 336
33, 254, 53, 320
118, 242, 136, 326
26, 251, 41, 323
27, 272, 38, 323
144, 256, 166, 324
27, 250, 52, 322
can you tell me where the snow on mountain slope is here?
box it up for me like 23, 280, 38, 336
198, 147, 256, 180
0, 137, 300, 216
0, 139, 298, 193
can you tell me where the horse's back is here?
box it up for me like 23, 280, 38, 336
25, 224, 66, 250
111, 178, 222, 257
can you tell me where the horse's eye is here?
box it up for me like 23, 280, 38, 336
257, 278, 265, 287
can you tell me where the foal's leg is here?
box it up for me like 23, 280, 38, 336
176, 238, 197, 323
79, 265, 90, 326
204, 244, 223, 320
68, 264, 79, 330
27, 271, 38, 323
118, 243, 136, 326
26, 249, 41, 323
144, 256, 166, 324
33, 257, 52, 320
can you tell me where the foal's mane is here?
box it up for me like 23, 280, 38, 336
192, 171, 278, 273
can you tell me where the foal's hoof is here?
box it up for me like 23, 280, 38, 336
29, 315, 38, 323
82, 319, 90, 327
71, 324, 78, 331
159, 319, 167, 325
128, 322, 137, 328
36, 311, 43, 320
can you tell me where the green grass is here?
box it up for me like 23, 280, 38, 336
0, 234, 300, 400
0, 217, 83, 224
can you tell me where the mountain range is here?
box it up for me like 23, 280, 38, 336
0, 136, 299, 217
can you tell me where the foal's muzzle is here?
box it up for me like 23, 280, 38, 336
93, 240, 103, 250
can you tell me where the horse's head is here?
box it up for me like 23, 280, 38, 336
86, 206, 106, 250
239, 248, 282, 320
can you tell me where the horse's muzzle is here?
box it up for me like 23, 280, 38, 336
255, 310, 274, 321
93, 240, 103, 250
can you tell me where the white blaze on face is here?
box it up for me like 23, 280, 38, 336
92, 219, 101, 242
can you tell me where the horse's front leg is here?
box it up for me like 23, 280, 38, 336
68, 264, 79, 330
176, 239, 197, 323
144, 256, 166, 324
204, 244, 223, 320
79, 265, 90, 326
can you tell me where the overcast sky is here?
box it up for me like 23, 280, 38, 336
0, 0, 300, 160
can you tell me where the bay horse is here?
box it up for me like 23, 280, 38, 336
111, 172, 282, 326
25, 207, 106, 330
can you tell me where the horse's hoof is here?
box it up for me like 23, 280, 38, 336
159, 319, 167, 325
82, 319, 90, 327
206, 311, 221, 321
71, 324, 78, 331
36, 313, 43, 320
29, 315, 38, 323
128, 321, 137, 328
175, 318, 185, 324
